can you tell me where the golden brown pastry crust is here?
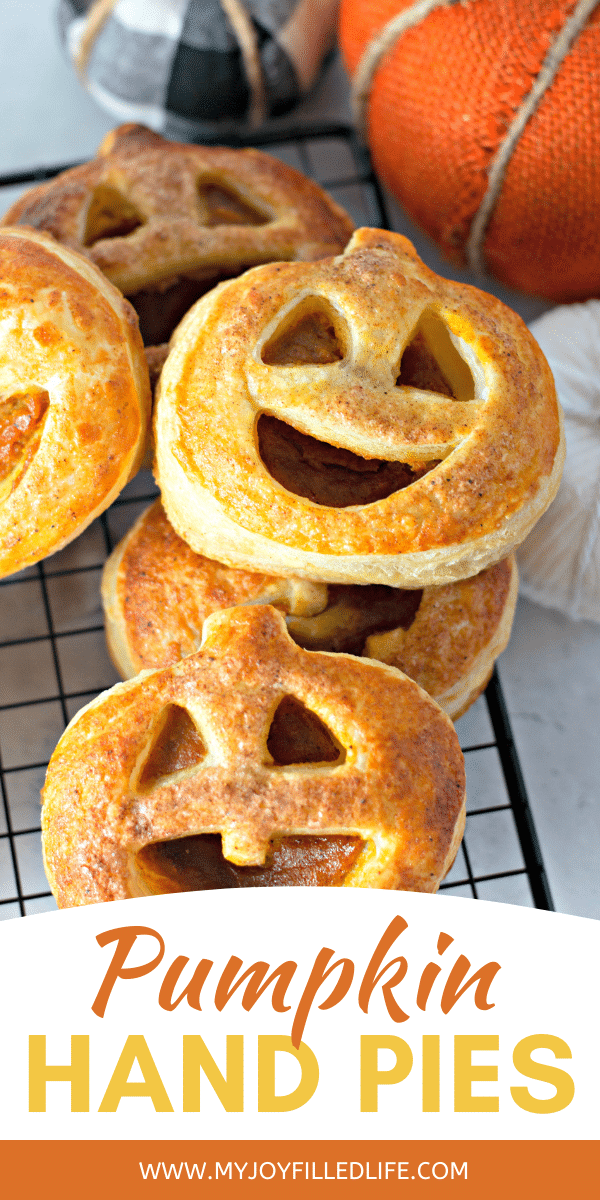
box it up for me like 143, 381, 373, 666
2, 124, 354, 330
102, 500, 516, 719
42, 605, 466, 905
102, 499, 328, 680
0, 227, 151, 578
154, 227, 564, 586
364, 555, 518, 720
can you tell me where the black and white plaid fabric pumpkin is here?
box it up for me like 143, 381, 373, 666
57, 0, 338, 138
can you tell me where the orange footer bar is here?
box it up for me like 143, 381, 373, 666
2, 1140, 598, 1198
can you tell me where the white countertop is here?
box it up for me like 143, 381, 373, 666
0, 0, 598, 920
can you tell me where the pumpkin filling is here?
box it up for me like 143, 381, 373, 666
144, 342, 169, 395
266, 694, 344, 765
258, 414, 438, 506
199, 181, 271, 227
397, 313, 475, 401
129, 271, 240, 347
137, 705, 207, 792
84, 184, 144, 246
0, 389, 49, 486
262, 307, 344, 365
136, 832, 365, 890
287, 584, 422, 654
398, 329, 455, 395
130, 257, 286, 346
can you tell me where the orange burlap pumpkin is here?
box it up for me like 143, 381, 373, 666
339, 0, 600, 301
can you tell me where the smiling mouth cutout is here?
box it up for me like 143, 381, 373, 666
286, 583, 422, 654
257, 414, 439, 507
136, 832, 365, 891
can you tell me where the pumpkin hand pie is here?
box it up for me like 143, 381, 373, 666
42, 605, 466, 905
0, 227, 150, 578
2, 123, 354, 355
155, 227, 564, 587
102, 500, 517, 720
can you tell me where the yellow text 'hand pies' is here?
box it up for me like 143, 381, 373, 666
0, 227, 150, 578
155, 227, 564, 587
2, 123, 354, 352
42, 605, 466, 905
102, 500, 517, 720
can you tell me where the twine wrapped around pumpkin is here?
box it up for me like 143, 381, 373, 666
339, 0, 600, 301
519, 302, 600, 623
57, 0, 338, 135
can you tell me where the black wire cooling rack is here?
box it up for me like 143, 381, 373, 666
0, 122, 554, 917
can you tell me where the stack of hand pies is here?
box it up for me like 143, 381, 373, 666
2, 126, 563, 905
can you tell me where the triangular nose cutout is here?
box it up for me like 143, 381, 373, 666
199, 182, 269, 226
137, 705, 207, 790
267, 695, 344, 765
83, 184, 144, 245
397, 312, 474, 400
262, 302, 345, 366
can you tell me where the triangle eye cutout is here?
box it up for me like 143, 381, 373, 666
397, 311, 474, 401
267, 695, 345, 766
199, 181, 270, 227
83, 184, 144, 246
0, 389, 49, 488
137, 704, 207, 791
262, 300, 346, 366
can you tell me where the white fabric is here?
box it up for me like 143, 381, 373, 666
520, 301, 600, 622
116, 0, 188, 39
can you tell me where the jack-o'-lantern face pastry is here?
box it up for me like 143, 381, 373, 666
42, 605, 466, 905
102, 500, 517, 720
155, 227, 564, 587
2, 124, 354, 356
0, 227, 150, 578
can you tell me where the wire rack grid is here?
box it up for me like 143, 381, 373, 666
0, 122, 553, 919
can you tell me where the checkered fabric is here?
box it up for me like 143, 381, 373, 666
57, 0, 305, 137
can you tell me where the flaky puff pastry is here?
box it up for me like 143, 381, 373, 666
0, 227, 150, 578
2, 124, 354, 353
102, 500, 517, 720
155, 227, 564, 587
42, 605, 465, 905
